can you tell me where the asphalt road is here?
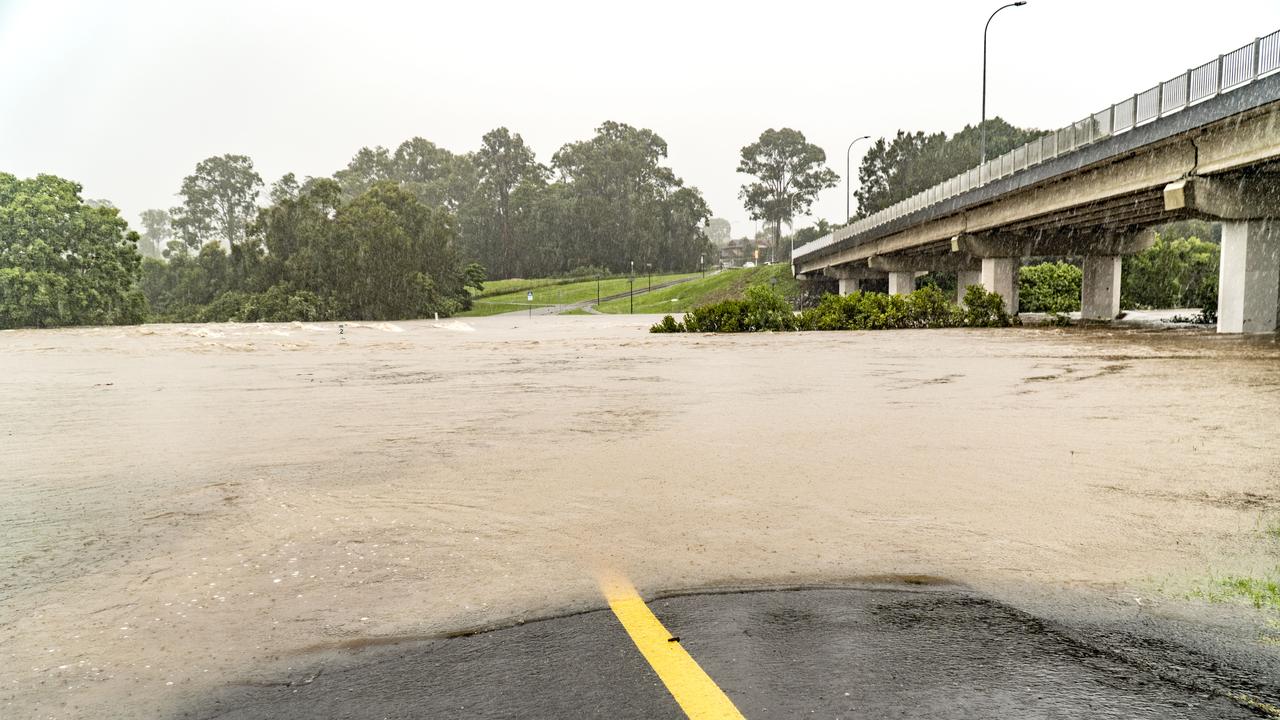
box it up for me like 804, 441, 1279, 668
180, 586, 1261, 719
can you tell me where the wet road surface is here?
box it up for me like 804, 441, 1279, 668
185, 586, 1259, 719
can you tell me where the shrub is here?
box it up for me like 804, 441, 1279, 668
653, 286, 796, 333
651, 314, 682, 333
905, 285, 960, 328
196, 287, 332, 323
1122, 234, 1219, 311
656, 285, 1014, 333
1019, 262, 1082, 313
960, 285, 1013, 327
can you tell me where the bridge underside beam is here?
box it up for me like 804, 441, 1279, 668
869, 253, 980, 274
952, 229, 1156, 258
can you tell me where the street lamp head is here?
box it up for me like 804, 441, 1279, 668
1013, 1, 1026, 5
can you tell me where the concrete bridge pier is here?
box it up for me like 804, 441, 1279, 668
1218, 219, 1280, 333
887, 272, 916, 296
1080, 256, 1122, 321
824, 266, 885, 294
868, 254, 980, 299
1164, 177, 1280, 333
956, 269, 982, 305
826, 266, 887, 296
979, 258, 1020, 315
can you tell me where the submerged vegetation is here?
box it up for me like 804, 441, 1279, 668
651, 285, 1013, 333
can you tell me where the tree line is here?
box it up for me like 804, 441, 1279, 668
129, 122, 717, 322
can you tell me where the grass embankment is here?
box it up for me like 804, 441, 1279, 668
468, 277, 580, 299
460, 273, 699, 316
596, 265, 798, 314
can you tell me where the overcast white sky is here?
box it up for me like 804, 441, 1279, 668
2, 0, 1277, 239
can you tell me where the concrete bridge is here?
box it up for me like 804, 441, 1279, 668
795, 30, 1280, 333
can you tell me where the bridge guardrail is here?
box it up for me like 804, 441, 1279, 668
795, 29, 1280, 264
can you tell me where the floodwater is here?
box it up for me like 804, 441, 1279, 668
2, 315, 1279, 718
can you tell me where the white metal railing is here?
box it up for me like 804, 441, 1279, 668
795, 29, 1280, 263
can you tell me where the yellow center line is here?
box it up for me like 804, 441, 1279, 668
599, 572, 746, 720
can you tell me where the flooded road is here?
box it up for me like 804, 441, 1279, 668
2, 316, 1279, 717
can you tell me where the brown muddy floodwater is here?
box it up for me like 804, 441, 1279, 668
2, 315, 1279, 718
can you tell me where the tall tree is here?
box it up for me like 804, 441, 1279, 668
551, 121, 711, 275
462, 127, 547, 277
737, 128, 838, 262
170, 154, 263, 251
392, 137, 460, 209
334, 146, 396, 199
138, 209, 171, 259
705, 218, 731, 246
0, 173, 146, 328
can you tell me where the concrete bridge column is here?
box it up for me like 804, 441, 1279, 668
887, 272, 916, 296
956, 269, 982, 305
838, 278, 862, 295
1080, 256, 1122, 321
1218, 219, 1280, 333
980, 258, 1019, 315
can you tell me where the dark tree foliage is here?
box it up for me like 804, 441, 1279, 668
170, 154, 263, 251
0, 173, 146, 328
143, 174, 479, 322
333, 124, 713, 281
854, 118, 1046, 218
541, 121, 713, 276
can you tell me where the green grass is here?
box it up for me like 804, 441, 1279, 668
458, 272, 699, 316
596, 265, 799, 314
1194, 573, 1280, 611
468, 276, 582, 299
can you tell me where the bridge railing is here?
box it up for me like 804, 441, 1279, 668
795, 28, 1280, 264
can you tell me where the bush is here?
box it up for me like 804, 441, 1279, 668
195, 287, 332, 323
1019, 262, 1081, 313
653, 286, 796, 333
651, 314, 682, 333
960, 285, 1013, 327
656, 285, 1013, 333
1122, 234, 1219, 311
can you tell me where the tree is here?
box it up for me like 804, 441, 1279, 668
393, 137, 463, 209
737, 128, 838, 263
461, 127, 547, 278
170, 154, 263, 251
0, 173, 146, 328
550, 121, 712, 275
854, 118, 1045, 217
334, 146, 396, 199
789, 219, 833, 250
138, 209, 171, 259
705, 218, 731, 246
327, 182, 469, 319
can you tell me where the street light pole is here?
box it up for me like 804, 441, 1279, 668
845, 135, 870, 222
981, 1, 1027, 166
